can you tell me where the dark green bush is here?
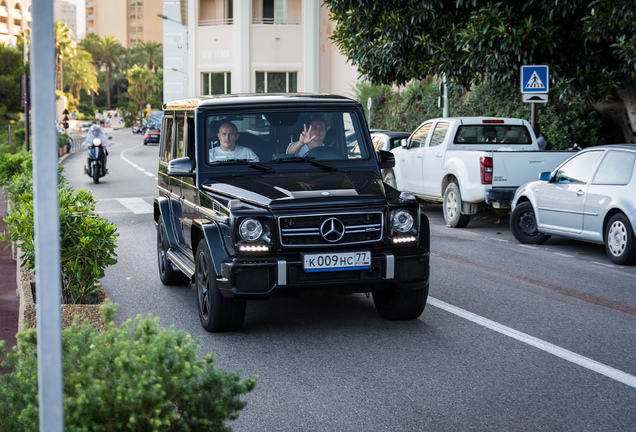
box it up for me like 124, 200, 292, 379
57, 133, 70, 149
0, 151, 31, 187
2, 186, 118, 304
0, 300, 256, 431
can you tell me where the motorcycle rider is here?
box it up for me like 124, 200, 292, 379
82, 124, 110, 175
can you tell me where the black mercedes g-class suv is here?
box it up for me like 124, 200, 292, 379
154, 94, 430, 332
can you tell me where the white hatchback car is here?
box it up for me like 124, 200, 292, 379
510, 144, 636, 265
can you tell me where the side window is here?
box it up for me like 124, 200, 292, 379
186, 116, 196, 160
161, 115, 174, 162
410, 123, 431, 148
592, 151, 635, 185
429, 122, 450, 147
175, 113, 186, 158
555, 151, 602, 184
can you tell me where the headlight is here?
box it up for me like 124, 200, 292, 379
391, 209, 414, 233
92, 138, 102, 146
239, 218, 263, 242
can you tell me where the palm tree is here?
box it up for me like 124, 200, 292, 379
80, 34, 104, 105
54, 21, 75, 92
95, 35, 126, 108
127, 65, 160, 120
64, 47, 98, 99
135, 41, 163, 72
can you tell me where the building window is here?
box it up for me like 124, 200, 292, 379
255, 72, 297, 93
202, 72, 231, 95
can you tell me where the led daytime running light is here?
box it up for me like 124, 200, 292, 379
392, 236, 417, 243
239, 245, 269, 252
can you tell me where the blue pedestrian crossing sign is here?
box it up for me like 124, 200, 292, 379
521, 65, 549, 93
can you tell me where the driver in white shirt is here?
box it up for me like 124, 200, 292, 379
209, 121, 259, 162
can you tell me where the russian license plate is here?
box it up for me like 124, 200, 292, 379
302, 251, 371, 272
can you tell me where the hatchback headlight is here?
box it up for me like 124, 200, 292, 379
391, 209, 414, 233
239, 218, 263, 242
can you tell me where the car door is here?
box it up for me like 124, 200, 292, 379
399, 123, 432, 193
176, 113, 198, 254
582, 150, 636, 240
420, 121, 450, 197
537, 150, 603, 234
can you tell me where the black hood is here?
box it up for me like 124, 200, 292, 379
201, 171, 387, 209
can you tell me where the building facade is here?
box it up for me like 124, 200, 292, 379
0, 0, 31, 47
54, 0, 77, 42
162, 0, 358, 103
86, 0, 163, 48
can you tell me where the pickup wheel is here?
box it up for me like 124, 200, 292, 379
510, 201, 550, 244
605, 213, 636, 265
195, 239, 246, 332
373, 285, 428, 320
383, 170, 397, 188
443, 182, 470, 228
157, 218, 190, 285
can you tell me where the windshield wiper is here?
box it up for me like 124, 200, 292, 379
210, 159, 275, 173
272, 155, 337, 172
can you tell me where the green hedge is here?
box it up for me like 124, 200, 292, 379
357, 79, 614, 150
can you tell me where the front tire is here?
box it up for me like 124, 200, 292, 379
157, 218, 190, 285
443, 182, 470, 228
92, 165, 100, 184
373, 285, 428, 320
510, 201, 550, 244
605, 213, 636, 265
195, 239, 246, 332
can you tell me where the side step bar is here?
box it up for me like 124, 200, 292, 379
167, 248, 195, 279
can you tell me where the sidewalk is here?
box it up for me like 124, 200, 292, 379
0, 190, 18, 373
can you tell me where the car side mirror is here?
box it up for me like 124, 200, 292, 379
539, 171, 551, 181
168, 156, 195, 177
108, 136, 112, 140
378, 150, 395, 169
401, 138, 408, 148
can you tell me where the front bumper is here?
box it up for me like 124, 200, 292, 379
217, 249, 429, 299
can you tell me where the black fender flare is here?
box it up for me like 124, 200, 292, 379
154, 197, 181, 250
418, 212, 431, 254
195, 220, 232, 277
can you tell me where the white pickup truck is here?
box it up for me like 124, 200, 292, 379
383, 117, 574, 227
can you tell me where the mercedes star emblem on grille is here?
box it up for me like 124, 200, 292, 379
320, 217, 345, 242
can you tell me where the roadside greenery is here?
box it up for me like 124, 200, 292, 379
0, 152, 118, 304
327, 0, 636, 143
0, 300, 256, 431
359, 80, 612, 149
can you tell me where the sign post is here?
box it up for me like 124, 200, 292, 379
521, 65, 549, 134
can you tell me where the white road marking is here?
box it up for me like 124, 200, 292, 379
116, 197, 153, 214
553, 252, 573, 258
519, 244, 537, 250
428, 297, 636, 389
591, 261, 615, 268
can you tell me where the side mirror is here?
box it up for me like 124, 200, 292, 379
377, 150, 395, 169
400, 138, 408, 148
108, 136, 113, 140
539, 171, 551, 181
168, 156, 195, 177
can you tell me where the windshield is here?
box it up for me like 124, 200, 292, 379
454, 125, 532, 144
203, 110, 370, 166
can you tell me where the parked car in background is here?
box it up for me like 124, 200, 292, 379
144, 127, 160, 145
384, 117, 573, 227
510, 144, 636, 265
81, 123, 93, 132
370, 130, 410, 152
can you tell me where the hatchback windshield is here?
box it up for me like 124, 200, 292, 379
204, 110, 369, 165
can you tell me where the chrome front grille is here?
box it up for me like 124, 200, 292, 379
279, 212, 383, 246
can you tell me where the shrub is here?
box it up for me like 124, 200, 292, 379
57, 133, 70, 149
0, 151, 31, 188
357, 79, 613, 149
1, 187, 118, 304
0, 300, 256, 431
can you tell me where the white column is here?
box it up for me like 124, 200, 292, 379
302, 0, 319, 92
234, 0, 251, 92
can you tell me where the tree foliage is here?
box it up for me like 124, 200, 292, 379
326, 0, 636, 140
326, 0, 635, 97
0, 44, 26, 121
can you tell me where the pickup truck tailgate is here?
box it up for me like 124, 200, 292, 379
492, 151, 572, 187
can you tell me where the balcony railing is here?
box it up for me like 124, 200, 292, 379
253, 18, 301, 25
0, 6, 8, 17
0, 22, 8, 34
199, 18, 233, 26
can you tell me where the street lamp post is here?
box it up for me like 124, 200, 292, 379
157, 13, 189, 101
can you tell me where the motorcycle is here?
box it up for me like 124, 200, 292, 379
83, 125, 111, 184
